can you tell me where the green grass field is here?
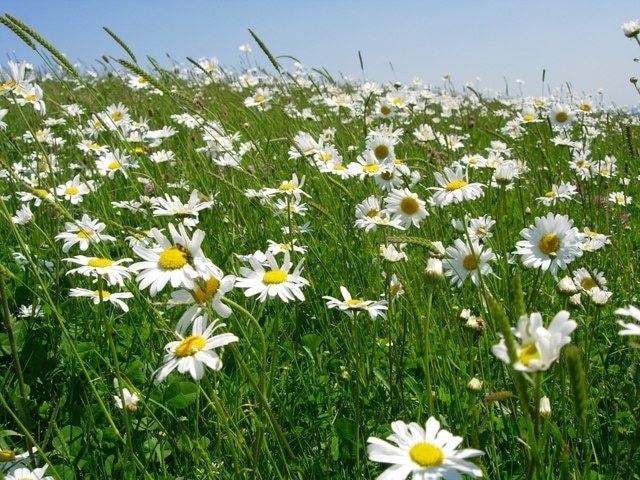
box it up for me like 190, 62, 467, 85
0, 16, 639, 480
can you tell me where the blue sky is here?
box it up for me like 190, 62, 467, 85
2, 1, 640, 107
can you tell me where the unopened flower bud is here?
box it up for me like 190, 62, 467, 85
539, 396, 552, 417
467, 377, 483, 391
569, 293, 582, 307
424, 257, 444, 284
556, 276, 579, 295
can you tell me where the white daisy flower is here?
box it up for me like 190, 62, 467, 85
55, 214, 116, 253
430, 166, 485, 207
323, 286, 388, 320
491, 310, 577, 372
515, 213, 583, 275
235, 250, 308, 302
154, 314, 238, 383
113, 387, 140, 411
443, 238, 496, 288
367, 417, 484, 479
384, 188, 429, 229
130, 223, 205, 296
64, 255, 132, 287
69, 288, 134, 312
615, 305, 640, 336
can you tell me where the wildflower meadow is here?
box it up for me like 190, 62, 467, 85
2, 13, 640, 479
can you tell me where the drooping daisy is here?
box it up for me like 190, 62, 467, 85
615, 305, 640, 336
113, 387, 140, 411
384, 188, 429, 229
54, 214, 116, 252
515, 213, 583, 275
64, 255, 132, 287
323, 286, 388, 320
443, 238, 496, 288
11, 204, 33, 225
367, 417, 484, 480
235, 250, 308, 302
430, 166, 485, 207
69, 287, 134, 312
491, 310, 577, 372
130, 223, 205, 296
154, 314, 238, 383
169, 257, 236, 330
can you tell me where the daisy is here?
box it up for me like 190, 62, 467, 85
244, 88, 271, 109
491, 310, 577, 372
608, 191, 632, 206
69, 288, 134, 312
323, 286, 388, 320
536, 182, 578, 207
235, 250, 308, 302
615, 305, 640, 336
264, 173, 311, 198
113, 387, 140, 411
55, 174, 92, 204
549, 103, 574, 128
3, 465, 54, 480
95, 149, 136, 179
64, 256, 132, 287
267, 239, 308, 256
384, 188, 429, 229
380, 243, 408, 262
54, 214, 116, 253
154, 314, 238, 383
367, 417, 484, 479
0, 447, 38, 473
430, 166, 485, 207
130, 223, 205, 296
572, 267, 606, 294
288, 131, 320, 160
169, 257, 236, 331
11, 204, 33, 225
152, 191, 214, 227
354, 196, 405, 232
443, 238, 496, 288
273, 196, 309, 217
515, 213, 583, 275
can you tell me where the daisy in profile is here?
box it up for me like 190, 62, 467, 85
64, 255, 132, 287
323, 286, 388, 320
615, 305, 640, 336
266, 239, 308, 256
443, 238, 496, 288
536, 182, 578, 207
154, 314, 238, 383
69, 288, 134, 312
113, 386, 140, 411
429, 166, 485, 207
152, 191, 215, 228
384, 188, 428, 229
130, 223, 205, 297
169, 258, 236, 331
367, 417, 484, 479
54, 214, 116, 252
235, 250, 308, 302
491, 310, 577, 372
515, 213, 583, 275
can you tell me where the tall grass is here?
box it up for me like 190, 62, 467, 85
0, 17, 639, 480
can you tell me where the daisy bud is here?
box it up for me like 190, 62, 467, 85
589, 287, 613, 306
556, 276, 579, 295
539, 396, 552, 417
423, 257, 445, 284
467, 377, 483, 391
569, 293, 582, 307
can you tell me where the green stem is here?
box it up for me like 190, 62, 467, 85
424, 288, 434, 417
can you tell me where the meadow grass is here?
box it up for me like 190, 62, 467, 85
0, 19, 639, 480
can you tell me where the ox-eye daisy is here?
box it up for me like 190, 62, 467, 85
154, 314, 238, 383
64, 255, 132, 287
367, 417, 484, 479
515, 213, 582, 275
491, 310, 577, 372
384, 188, 428, 229
55, 214, 116, 252
69, 288, 134, 312
130, 223, 205, 296
323, 286, 388, 320
235, 250, 308, 302
443, 239, 496, 288
430, 166, 485, 207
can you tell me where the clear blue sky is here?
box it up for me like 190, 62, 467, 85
2, 1, 640, 107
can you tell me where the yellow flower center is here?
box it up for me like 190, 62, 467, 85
555, 112, 568, 123
333, 165, 346, 171
390, 284, 400, 296
317, 152, 332, 162
363, 163, 380, 173
36, 130, 45, 137
111, 111, 123, 121
366, 209, 379, 218
93, 290, 111, 298
409, 442, 444, 467
280, 243, 292, 250
158, 246, 189, 270
373, 145, 390, 160
87, 258, 113, 268
175, 335, 206, 357
539, 233, 560, 255
35, 188, 49, 197
579, 104, 591, 112
544, 191, 556, 198
254, 95, 265, 103
138, 77, 148, 84
263, 270, 287, 284
89, 143, 101, 150
462, 254, 477, 271
25, 94, 37, 102
0, 449, 16, 461
194, 277, 221, 303
65, 187, 80, 195
523, 114, 535, 122
580, 277, 597, 290
0, 80, 16, 92
519, 343, 541, 367
380, 105, 392, 115
77, 231, 94, 239
278, 183, 297, 191
381, 171, 393, 181
400, 197, 419, 215
446, 179, 468, 191
345, 298, 364, 307
108, 161, 121, 170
